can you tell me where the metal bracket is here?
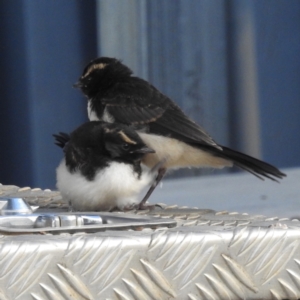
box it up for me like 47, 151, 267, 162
0, 197, 176, 234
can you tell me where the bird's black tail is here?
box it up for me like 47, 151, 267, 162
217, 146, 286, 181
53, 132, 70, 152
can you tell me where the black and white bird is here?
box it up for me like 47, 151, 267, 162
74, 57, 286, 201
54, 121, 158, 211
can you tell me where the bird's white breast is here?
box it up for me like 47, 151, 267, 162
56, 159, 153, 211
87, 101, 99, 121
87, 101, 114, 122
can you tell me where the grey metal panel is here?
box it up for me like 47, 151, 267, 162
0, 184, 300, 299
97, 0, 149, 79
147, 0, 230, 145
227, 0, 262, 158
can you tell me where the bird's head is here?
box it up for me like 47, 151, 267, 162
102, 123, 155, 162
74, 57, 133, 98
64, 122, 154, 170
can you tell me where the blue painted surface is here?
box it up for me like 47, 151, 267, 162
253, 1, 300, 167
0, 0, 97, 188
0, 1, 33, 185
0, 0, 299, 189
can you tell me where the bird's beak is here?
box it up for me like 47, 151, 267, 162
133, 146, 155, 154
73, 81, 82, 88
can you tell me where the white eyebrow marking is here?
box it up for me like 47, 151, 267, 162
119, 131, 137, 144
83, 63, 108, 78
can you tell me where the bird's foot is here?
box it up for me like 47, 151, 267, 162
123, 202, 162, 211
68, 200, 73, 212
136, 202, 163, 211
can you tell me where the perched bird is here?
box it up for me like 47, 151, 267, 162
74, 57, 286, 203
54, 121, 158, 211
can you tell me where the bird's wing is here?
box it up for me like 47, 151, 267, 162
101, 80, 220, 149
101, 81, 167, 124
150, 105, 221, 149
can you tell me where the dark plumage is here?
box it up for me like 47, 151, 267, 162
54, 121, 156, 211
74, 57, 286, 202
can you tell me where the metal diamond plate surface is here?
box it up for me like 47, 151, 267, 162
0, 183, 300, 299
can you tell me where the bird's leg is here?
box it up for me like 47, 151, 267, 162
68, 200, 73, 212
137, 167, 167, 210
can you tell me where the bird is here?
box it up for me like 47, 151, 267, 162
53, 121, 160, 211
74, 57, 286, 204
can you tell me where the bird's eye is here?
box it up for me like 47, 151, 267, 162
122, 143, 130, 150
